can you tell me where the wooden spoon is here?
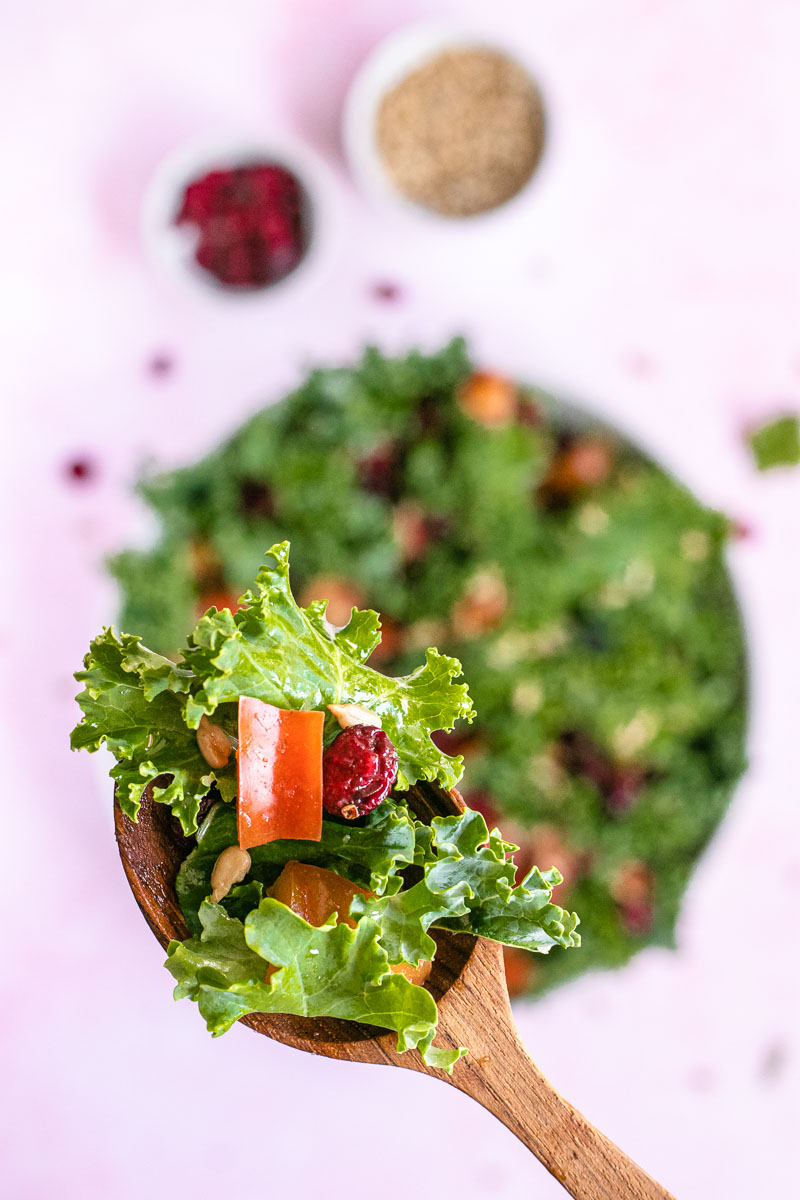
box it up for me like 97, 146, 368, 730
116, 780, 674, 1200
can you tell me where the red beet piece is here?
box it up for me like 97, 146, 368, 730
322, 725, 398, 819
174, 163, 307, 290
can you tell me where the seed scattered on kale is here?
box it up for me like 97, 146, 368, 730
424, 513, 452, 542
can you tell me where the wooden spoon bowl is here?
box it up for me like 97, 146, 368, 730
116, 781, 674, 1200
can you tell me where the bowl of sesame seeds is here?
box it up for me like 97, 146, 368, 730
343, 22, 548, 222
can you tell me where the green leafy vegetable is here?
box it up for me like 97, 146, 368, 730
748, 414, 800, 471
176, 542, 475, 791
177, 800, 417, 934
352, 808, 580, 964
70, 629, 234, 833
177, 799, 579, 972
166, 899, 463, 1071
73, 534, 581, 1064
72, 541, 474, 833
109, 341, 747, 996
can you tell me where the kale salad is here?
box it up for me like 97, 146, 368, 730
73, 542, 579, 1068
110, 340, 747, 993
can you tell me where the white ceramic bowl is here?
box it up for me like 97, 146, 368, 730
342, 20, 548, 226
141, 134, 340, 304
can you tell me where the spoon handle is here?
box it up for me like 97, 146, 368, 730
451, 1030, 674, 1200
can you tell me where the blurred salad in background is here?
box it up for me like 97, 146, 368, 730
111, 339, 747, 995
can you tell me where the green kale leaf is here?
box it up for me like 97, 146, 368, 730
166, 899, 462, 1071
352, 808, 580, 963
177, 800, 417, 934
177, 541, 475, 791
72, 541, 474, 831
70, 628, 235, 833
748, 414, 800, 471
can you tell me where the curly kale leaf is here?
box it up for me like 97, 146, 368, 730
176, 800, 417, 934
177, 541, 475, 791
166, 899, 463, 1071
71, 629, 234, 833
352, 808, 581, 964
72, 542, 474, 830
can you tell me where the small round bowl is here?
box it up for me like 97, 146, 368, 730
342, 20, 548, 226
142, 134, 340, 304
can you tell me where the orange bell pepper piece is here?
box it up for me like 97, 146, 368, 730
237, 698, 324, 849
267, 861, 432, 987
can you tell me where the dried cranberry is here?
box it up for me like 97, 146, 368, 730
239, 478, 274, 518
358, 442, 403, 499
606, 763, 648, 814
322, 725, 398, 819
174, 163, 307, 290
619, 901, 654, 936
558, 730, 648, 815
65, 457, 96, 483
417, 395, 446, 436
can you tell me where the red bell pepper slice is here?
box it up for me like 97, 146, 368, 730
237, 697, 324, 848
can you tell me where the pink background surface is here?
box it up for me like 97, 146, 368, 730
2, 1, 800, 1197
